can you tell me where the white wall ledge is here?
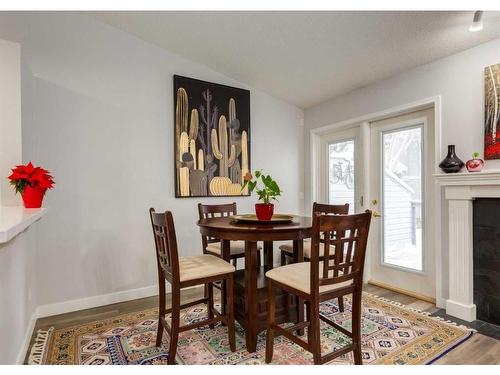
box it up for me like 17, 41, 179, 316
0, 206, 46, 243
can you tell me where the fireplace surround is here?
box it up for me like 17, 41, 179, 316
435, 170, 500, 322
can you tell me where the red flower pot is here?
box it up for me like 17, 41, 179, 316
255, 203, 274, 221
21, 186, 46, 208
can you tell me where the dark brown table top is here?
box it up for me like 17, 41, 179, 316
197, 215, 312, 231
197, 215, 312, 241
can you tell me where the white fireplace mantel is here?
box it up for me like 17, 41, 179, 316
434, 169, 500, 185
435, 170, 500, 321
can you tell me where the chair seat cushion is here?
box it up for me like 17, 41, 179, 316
279, 240, 335, 259
179, 254, 235, 283
265, 262, 352, 295
206, 240, 262, 256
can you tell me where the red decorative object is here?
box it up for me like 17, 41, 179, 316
466, 153, 485, 172
7, 162, 54, 208
255, 203, 274, 221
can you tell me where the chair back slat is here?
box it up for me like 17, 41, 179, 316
198, 203, 237, 248
322, 230, 331, 278
325, 261, 355, 271
319, 272, 357, 286
149, 208, 180, 281
313, 202, 349, 215
343, 229, 356, 276
310, 210, 371, 294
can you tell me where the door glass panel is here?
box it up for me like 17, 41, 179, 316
328, 139, 355, 213
382, 126, 423, 271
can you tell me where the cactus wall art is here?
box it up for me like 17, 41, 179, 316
174, 75, 251, 197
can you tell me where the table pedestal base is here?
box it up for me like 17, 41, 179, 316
233, 266, 299, 352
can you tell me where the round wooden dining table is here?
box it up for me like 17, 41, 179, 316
197, 215, 312, 353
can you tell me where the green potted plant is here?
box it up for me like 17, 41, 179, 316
242, 170, 281, 220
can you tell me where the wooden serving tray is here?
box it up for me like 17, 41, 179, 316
231, 214, 294, 224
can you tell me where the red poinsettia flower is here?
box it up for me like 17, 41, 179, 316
7, 161, 55, 194
8, 162, 35, 181
30, 172, 54, 190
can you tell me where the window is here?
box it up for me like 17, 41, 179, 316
328, 139, 355, 213
382, 125, 423, 271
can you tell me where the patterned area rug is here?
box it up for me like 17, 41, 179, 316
28, 293, 473, 365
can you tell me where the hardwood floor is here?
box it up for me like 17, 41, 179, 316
24, 284, 500, 364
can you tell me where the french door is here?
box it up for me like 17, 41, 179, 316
320, 108, 435, 300
369, 109, 435, 299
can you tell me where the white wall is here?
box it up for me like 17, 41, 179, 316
0, 39, 22, 206
0, 228, 38, 364
0, 39, 39, 365
305, 36, 500, 303
0, 12, 305, 312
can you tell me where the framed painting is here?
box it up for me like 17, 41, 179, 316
174, 75, 251, 197
484, 63, 500, 160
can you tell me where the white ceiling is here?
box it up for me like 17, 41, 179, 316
92, 11, 500, 109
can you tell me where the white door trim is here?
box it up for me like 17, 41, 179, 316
309, 96, 444, 307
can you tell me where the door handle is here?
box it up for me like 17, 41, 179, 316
371, 199, 381, 217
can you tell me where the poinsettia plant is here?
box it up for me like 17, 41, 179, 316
242, 170, 281, 204
8, 162, 55, 194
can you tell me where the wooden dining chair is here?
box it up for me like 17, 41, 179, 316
279, 203, 349, 266
279, 202, 350, 312
198, 202, 262, 267
150, 208, 236, 364
265, 210, 372, 365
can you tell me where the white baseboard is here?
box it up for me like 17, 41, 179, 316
16, 313, 38, 364
445, 299, 476, 322
34, 284, 162, 319
436, 295, 446, 309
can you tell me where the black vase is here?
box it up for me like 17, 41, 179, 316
439, 145, 464, 173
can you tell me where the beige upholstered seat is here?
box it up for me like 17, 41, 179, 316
206, 240, 262, 256
179, 254, 235, 283
279, 240, 335, 259
265, 262, 352, 295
